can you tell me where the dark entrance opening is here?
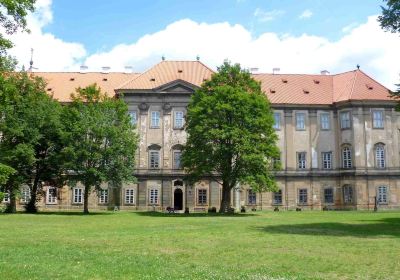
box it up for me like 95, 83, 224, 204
174, 189, 183, 210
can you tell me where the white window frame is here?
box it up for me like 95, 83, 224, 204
297, 152, 306, 169
128, 111, 137, 126
342, 146, 352, 168
173, 150, 182, 169
46, 187, 57, 204
174, 111, 184, 129
377, 186, 388, 204
295, 112, 306, 130
322, 152, 332, 169
150, 111, 160, 128
125, 188, 135, 204
273, 190, 283, 205
320, 113, 330, 130
343, 185, 354, 204
197, 189, 207, 205
248, 189, 257, 205
324, 188, 334, 204
149, 188, 159, 205
2, 191, 10, 203
20, 186, 30, 204
273, 112, 281, 130
340, 111, 351, 129
375, 144, 385, 169
372, 110, 384, 129
99, 189, 108, 204
149, 150, 160, 168
298, 189, 308, 204
73, 188, 83, 204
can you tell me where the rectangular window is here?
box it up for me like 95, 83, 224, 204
248, 190, 256, 205
173, 151, 182, 169
297, 152, 306, 169
149, 189, 159, 205
197, 189, 207, 205
3, 192, 10, 203
296, 113, 306, 130
273, 112, 281, 130
342, 147, 352, 169
322, 152, 332, 169
46, 187, 57, 204
324, 188, 334, 204
128, 111, 137, 125
298, 189, 308, 204
273, 154, 281, 170
340, 111, 351, 129
98, 189, 108, 204
125, 189, 135, 204
273, 190, 282, 205
20, 187, 30, 204
372, 110, 384, 128
73, 188, 83, 204
377, 186, 388, 204
343, 185, 353, 204
149, 150, 160, 168
174, 111, 184, 129
150, 111, 160, 128
320, 113, 330, 130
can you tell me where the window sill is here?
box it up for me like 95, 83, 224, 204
46, 202, 58, 205
149, 126, 160, 129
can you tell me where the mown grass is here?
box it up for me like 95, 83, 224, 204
0, 210, 399, 280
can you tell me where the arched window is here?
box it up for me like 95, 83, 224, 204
172, 144, 183, 169
342, 146, 352, 168
148, 144, 161, 169
375, 143, 385, 169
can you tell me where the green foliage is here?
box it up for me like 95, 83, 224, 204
62, 84, 138, 213
182, 62, 279, 212
378, 0, 400, 33
0, 0, 35, 70
0, 163, 15, 186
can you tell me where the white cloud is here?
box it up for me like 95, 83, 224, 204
299, 9, 313, 19
254, 8, 285, 22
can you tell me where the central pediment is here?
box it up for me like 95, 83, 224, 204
155, 79, 197, 93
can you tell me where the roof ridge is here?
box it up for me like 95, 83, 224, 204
357, 69, 391, 92
348, 70, 358, 100
116, 61, 166, 89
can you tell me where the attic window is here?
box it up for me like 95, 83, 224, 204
303, 89, 310, 94
47, 88, 52, 91
203, 78, 207, 82
102, 78, 108, 81
313, 79, 320, 84
270, 88, 276, 94
178, 69, 183, 73
366, 84, 373, 90
69, 77, 75, 81
150, 78, 156, 82
282, 78, 288, 83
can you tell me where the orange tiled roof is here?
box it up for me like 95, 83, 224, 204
34, 61, 392, 105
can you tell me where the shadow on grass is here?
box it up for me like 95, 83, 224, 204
254, 217, 400, 238
135, 211, 258, 218
33, 211, 114, 216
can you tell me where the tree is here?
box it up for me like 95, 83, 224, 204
0, 0, 36, 70
182, 62, 280, 213
378, 0, 400, 33
62, 85, 138, 214
0, 163, 15, 202
0, 72, 63, 213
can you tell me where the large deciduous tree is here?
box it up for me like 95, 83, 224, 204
62, 85, 138, 214
378, 0, 400, 33
182, 62, 280, 213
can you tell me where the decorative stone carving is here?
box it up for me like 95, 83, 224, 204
163, 102, 172, 113
139, 102, 149, 111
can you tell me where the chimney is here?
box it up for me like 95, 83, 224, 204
101, 66, 111, 74
272, 67, 280, 74
250, 67, 259, 74
124, 66, 133, 74
320, 70, 330, 75
79, 65, 88, 73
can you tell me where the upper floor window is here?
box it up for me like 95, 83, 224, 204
99, 189, 108, 204
128, 111, 137, 126
324, 188, 334, 204
273, 154, 281, 170
174, 111, 184, 129
125, 188, 135, 204
372, 110, 384, 129
149, 188, 159, 205
297, 152, 306, 169
342, 146, 352, 168
73, 188, 83, 204
322, 152, 332, 169
46, 187, 57, 204
149, 150, 160, 168
150, 111, 160, 128
298, 189, 308, 204
377, 186, 388, 204
343, 185, 354, 204
173, 151, 182, 169
197, 189, 207, 205
248, 189, 256, 205
273, 112, 281, 130
375, 144, 386, 169
20, 186, 30, 204
273, 190, 283, 205
340, 111, 351, 129
320, 113, 330, 130
295, 112, 306, 130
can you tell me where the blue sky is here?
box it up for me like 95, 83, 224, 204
6, 0, 400, 88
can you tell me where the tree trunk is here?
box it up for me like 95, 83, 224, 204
26, 174, 40, 213
83, 185, 90, 214
219, 181, 232, 213
6, 189, 17, 213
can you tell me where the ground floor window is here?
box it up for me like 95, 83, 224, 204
20, 187, 31, 204
324, 188, 334, 204
99, 189, 109, 204
273, 190, 282, 205
73, 188, 83, 204
46, 187, 57, 204
149, 189, 159, 205
125, 188, 135, 204
377, 186, 388, 204
197, 189, 207, 205
298, 189, 308, 204
2, 191, 10, 203
248, 189, 256, 205
343, 185, 353, 204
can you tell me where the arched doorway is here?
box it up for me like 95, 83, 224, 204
174, 188, 183, 210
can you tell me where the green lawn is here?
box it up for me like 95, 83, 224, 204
0, 211, 399, 280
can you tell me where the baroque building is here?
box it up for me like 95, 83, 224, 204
2, 60, 399, 211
